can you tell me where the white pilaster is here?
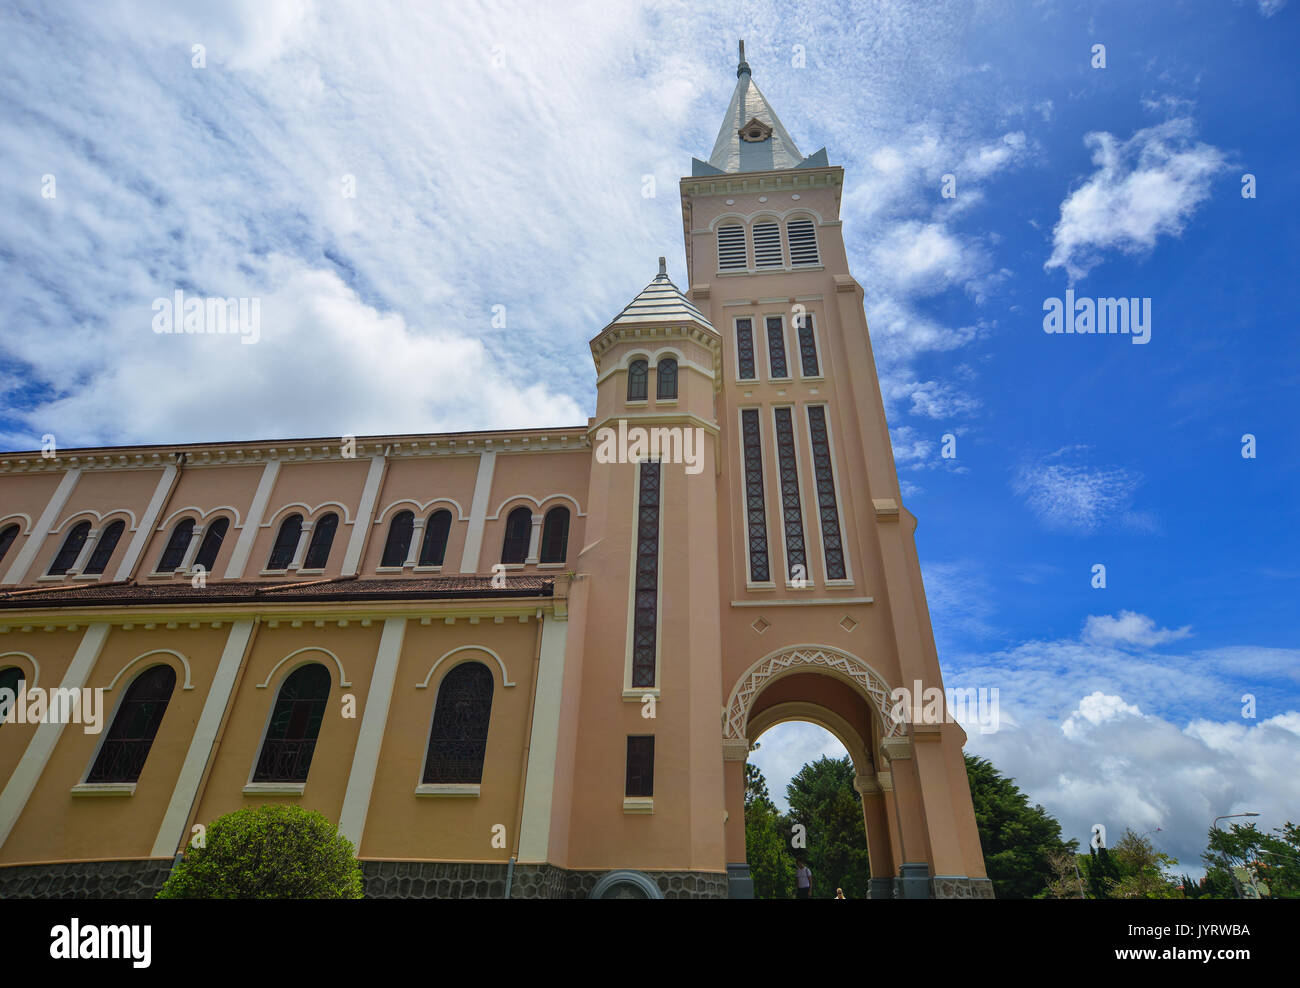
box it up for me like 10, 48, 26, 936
150, 618, 255, 857
516, 614, 569, 863
288, 520, 313, 571
113, 463, 177, 582
178, 524, 206, 573
459, 451, 497, 574
338, 618, 407, 851
3, 468, 81, 585
343, 455, 387, 576
224, 460, 280, 579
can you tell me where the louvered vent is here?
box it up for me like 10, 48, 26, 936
787, 219, 819, 265
752, 222, 782, 268
717, 225, 747, 270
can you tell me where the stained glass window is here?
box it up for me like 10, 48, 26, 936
267, 514, 303, 571
627, 359, 648, 401
741, 409, 770, 583
87, 665, 176, 783
807, 406, 846, 580
736, 319, 756, 379
381, 510, 414, 567
774, 408, 807, 582
424, 662, 494, 784
0, 524, 18, 567
501, 507, 532, 564
83, 520, 125, 575
656, 358, 678, 400
631, 461, 661, 689
797, 313, 820, 377
540, 507, 569, 563
419, 510, 452, 567
157, 519, 194, 572
766, 316, 788, 378
49, 521, 91, 576
253, 663, 330, 783
625, 735, 655, 797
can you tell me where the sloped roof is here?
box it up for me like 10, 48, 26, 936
705, 69, 805, 174
606, 259, 714, 331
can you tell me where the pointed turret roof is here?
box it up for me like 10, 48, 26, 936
693, 41, 827, 176
606, 257, 714, 330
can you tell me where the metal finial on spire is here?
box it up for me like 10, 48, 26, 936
658, 256, 667, 277
737, 39, 750, 78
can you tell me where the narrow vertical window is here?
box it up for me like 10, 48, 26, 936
267, 514, 302, 571
717, 224, 747, 270
787, 218, 819, 265
807, 406, 847, 580
627, 359, 648, 401
49, 521, 91, 576
157, 518, 194, 572
655, 358, 678, 400
83, 519, 125, 575
773, 408, 807, 583
796, 313, 820, 376
87, 665, 176, 783
0, 524, 19, 567
631, 460, 661, 689
625, 735, 655, 797
501, 506, 532, 564
766, 316, 789, 378
423, 662, 494, 784
752, 221, 782, 268
253, 663, 330, 783
0, 665, 22, 726
193, 517, 230, 572
740, 409, 770, 583
418, 510, 452, 566
540, 507, 570, 564
303, 513, 338, 569
736, 318, 756, 380
381, 510, 414, 567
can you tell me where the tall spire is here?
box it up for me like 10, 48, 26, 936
691, 42, 828, 176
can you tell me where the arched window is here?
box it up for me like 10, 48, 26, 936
157, 518, 194, 572
717, 223, 747, 269
266, 514, 302, 571
0, 524, 19, 567
627, 359, 648, 401
0, 665, 23, 725
253, 663, 330, 783
787, 218, 819, 265
303, 513, 338, 570
83, 520, 126, 576
540, 507, 570, 564
501, 507, 532, 564
752, 220, 783, 267
381, 510, 414, 567
423, 662, 494, 784
419, 510, 452, 567
86, 665, 176, 783
193, 517, 230, 572
49, 521, 91, 575
656, 358, 678, 400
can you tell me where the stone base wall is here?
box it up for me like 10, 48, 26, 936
0, 859, 172, 899
931, 876, 996, 899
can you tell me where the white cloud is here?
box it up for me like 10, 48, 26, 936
1083, 611, 1193, 649
1045, 118, 1228, 282
1062, 690, 1144, 740
1011, 447, 1147, 534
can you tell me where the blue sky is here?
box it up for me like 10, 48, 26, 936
1, 0, 1296, 879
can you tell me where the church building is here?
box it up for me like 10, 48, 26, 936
0, 45, 991, 899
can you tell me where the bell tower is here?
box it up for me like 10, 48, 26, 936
683, 43, 993, 898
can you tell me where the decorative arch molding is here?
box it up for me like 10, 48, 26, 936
255, 646, 350, 689
724, 644, 902, 742
374, 497, 467, 524
748, 701, 874, 775
106, 649, 195, 692
0, 513, 34, 535
486, 493, 585, 520
708, 206, 827, 231
158, 504, 243, 532
261, 500, 353, 528
51, 508, 139, 534
0, 651, 40, 690
590, 870, 664, 899
415, 645, 516, 689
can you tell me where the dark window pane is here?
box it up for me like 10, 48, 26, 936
303, 513, 338, 569
49, 521, 92, 575
86, 665, 176, 783
157, 519, 194, 572
501, 507, 532, 564
0, 665, 22, 725
736, 318, 756, 379
766, 316, 788, 378
267, 514, 302, 571
253, 663, 330, 783
540, 507, 569, 564
423, 662, 494, 784
655, 358, 678, 400
193, 517, 230, 572
418, 510, 452, 567
381, 511, 414, 567
625, 735, 655, 797
83, 520, 125, 575
741, 409, 769, 582
807, 406, 847, 580
627, 359, 648, 401
0, 524, 20, 567
797, 313, 820, 376
774, 408, 807, 582
631, 461, 660, 688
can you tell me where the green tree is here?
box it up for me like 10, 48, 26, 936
158, 804, 364, 899
1202, 821, 1300, 898
786, 755, 871, 899
1083, 844, 1121, 899
1107, 828, 1183, 899
744, 760, 794, 898
965, 754, 1076, 899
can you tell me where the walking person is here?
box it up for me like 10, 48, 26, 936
794, 859, 812, 899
